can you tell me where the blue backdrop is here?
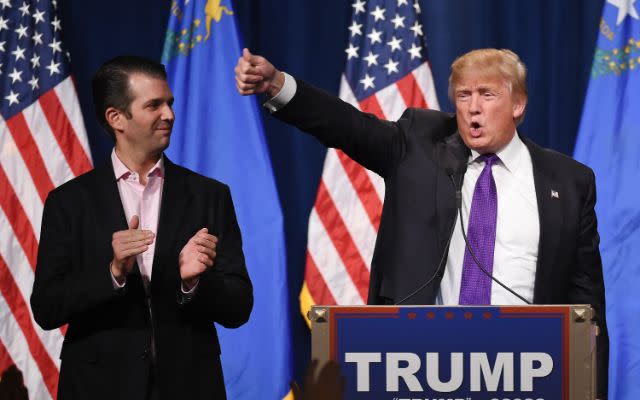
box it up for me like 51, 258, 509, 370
59, 0, 604, 386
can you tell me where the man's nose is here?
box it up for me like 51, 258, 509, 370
469, 94, 481, 114
162, 104, 175, 121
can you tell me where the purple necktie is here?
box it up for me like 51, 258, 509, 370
459, 154, 499, 305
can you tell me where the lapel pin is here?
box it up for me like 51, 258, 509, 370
551, 190, 559, 199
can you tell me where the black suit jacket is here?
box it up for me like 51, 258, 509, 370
275, 80, 608, 397
30, 156, 253, 400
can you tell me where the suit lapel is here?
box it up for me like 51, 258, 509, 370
92, 158, 146, 280
523, 137, 564, 301
93, 159, 129, 242
434, 133, 469, 248
151, 156, 192, 282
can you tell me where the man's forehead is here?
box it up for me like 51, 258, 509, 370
454, 73, 508, 91
127, 73, 172, 98
128, 73, 168, 87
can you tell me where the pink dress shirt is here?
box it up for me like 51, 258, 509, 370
111, 149, 164, 289
110, 150, 198, 295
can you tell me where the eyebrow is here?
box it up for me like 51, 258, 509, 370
144, 97, 174, 106
455, 85, 502, 93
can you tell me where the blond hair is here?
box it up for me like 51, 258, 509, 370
448, 49, 528, 124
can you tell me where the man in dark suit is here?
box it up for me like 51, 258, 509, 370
31, 56, 253, 399
235, 48, 607, 397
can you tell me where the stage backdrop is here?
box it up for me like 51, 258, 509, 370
59, 0, 604, 385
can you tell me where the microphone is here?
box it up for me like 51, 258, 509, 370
395, 167, 462, 305
444, 167, 463, 209
448, 174, 531, 305
394, 211, 456, 305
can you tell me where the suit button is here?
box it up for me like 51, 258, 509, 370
142, 349, 149, 359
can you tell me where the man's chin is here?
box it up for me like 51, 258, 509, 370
461, 135, 491, 154
155, 138, 170, 153
469, 142, 489, 153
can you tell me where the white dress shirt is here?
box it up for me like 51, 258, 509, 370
437, 133, 540, 305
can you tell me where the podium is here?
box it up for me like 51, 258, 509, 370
309, 305, 596, 400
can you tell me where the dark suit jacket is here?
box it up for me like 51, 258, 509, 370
275, 80, 608, 397
30, 156, 253, 400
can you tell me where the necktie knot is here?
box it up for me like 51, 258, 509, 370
480, 153, 499, 167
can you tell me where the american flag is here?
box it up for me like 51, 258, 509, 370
300, 0, 439, 319
0, 0, 91, 398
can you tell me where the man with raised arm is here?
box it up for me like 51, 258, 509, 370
236, 48, 608, 398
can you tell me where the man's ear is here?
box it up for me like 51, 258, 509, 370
105, 107, 124, 133
512, 97, 526, 120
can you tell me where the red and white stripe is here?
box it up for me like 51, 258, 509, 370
302, 62, 440, 310
0, 76, 91, 399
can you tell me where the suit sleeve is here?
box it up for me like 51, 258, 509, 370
180, 185, 253, 328
273, 79, 409, 178
30, 189, 123, 330
569, 169, 608, 398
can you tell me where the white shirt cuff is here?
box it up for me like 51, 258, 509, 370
263, 72, 297, 113
178, 279, 199, 304
110, 266, 126, 289
181, 279, 199, 295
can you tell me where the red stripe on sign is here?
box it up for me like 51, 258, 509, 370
39, 89, 92, 176
396, 72, 427, 109
0, 255, 59, 398
335, 150, 382, 230
5, 113, 55, 203
314, 182, 370, 301
0, 166, 39, 270
359, 94, 386, 119
0, 339, 15, 375
304, 251, 337, 306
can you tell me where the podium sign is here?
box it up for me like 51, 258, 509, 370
309, 306, 596, 400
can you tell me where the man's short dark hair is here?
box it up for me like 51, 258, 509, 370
91, 55, 168, 140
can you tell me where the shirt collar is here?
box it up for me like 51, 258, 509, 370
111, 148, 165, 181
468, 131, 525, 173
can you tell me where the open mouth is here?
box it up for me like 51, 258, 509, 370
470, 121, 482, 137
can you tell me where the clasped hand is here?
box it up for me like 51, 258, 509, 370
179, 228, 218, 290
110, 215, 154, 283
110, 216, 217, 289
